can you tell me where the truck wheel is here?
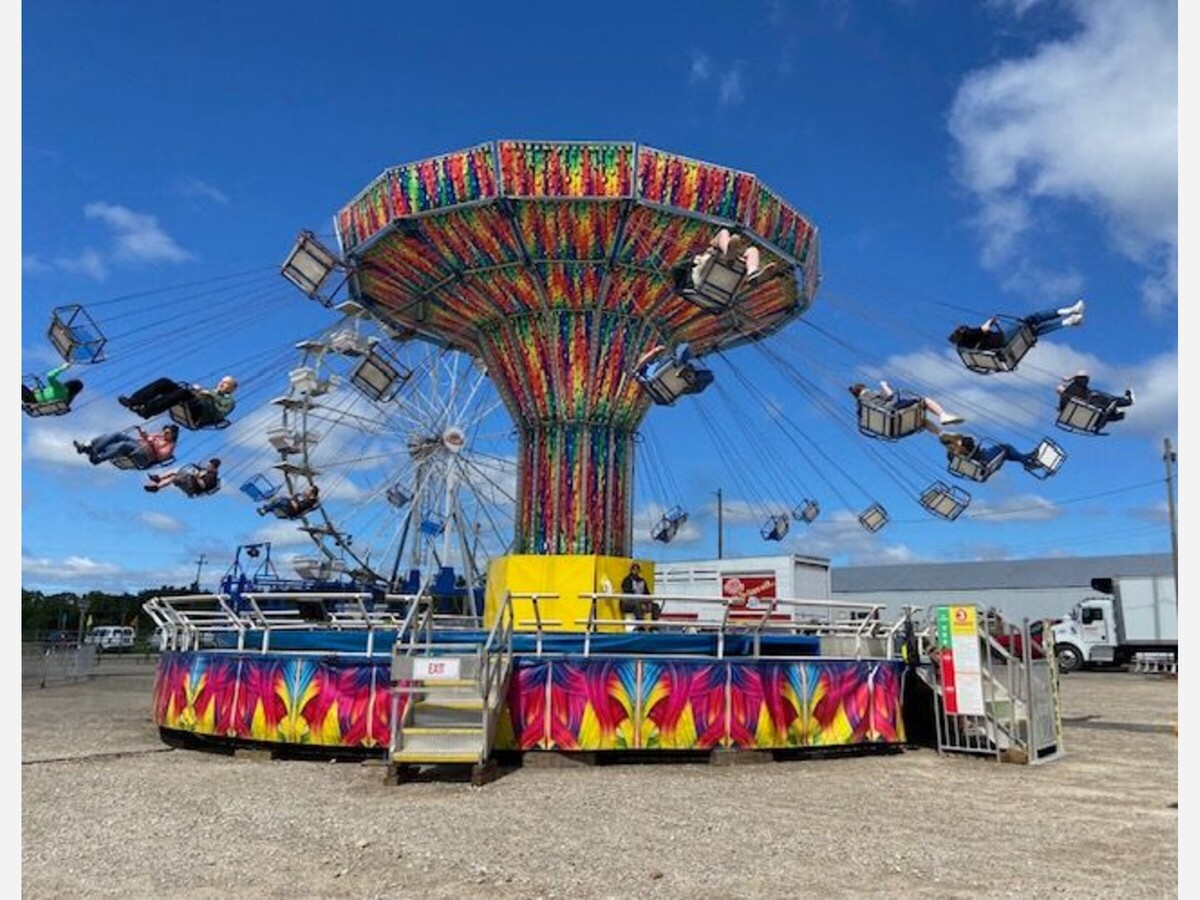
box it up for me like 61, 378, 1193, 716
1057, 645, 1083, 673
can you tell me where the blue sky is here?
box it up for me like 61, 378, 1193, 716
16, 0, 1182, 594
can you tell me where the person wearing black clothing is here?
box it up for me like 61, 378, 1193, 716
620, 562, 660, 627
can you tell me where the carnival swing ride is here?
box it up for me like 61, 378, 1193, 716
28, 141, 1103, 770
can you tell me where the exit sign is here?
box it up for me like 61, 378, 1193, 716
413, 658, 461, 681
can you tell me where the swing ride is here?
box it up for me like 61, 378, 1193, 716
22, 140, 1115, 771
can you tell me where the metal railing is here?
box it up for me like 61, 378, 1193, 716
144, 589, 900, 661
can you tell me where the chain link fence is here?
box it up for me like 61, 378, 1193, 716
22, 642, 99, 688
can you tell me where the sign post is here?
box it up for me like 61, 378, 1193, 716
936, 605, 985, 716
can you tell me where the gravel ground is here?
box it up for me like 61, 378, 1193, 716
22, 660, 1178, 899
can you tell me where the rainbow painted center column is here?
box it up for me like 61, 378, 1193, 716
337, 140, 821, 557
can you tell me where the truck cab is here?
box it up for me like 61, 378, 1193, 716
1051, 599, 1114, 671
1051, 574, 1176, 672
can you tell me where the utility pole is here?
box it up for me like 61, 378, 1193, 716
1163, 438, 1178, 604
193, 554, 208, 593
715, 488, 724, 560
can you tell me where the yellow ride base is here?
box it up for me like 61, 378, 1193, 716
483, 554, 654, 633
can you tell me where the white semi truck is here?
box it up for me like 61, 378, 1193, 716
1050, 574, 1177, 672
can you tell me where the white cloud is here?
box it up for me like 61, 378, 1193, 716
21, 554, 122, 581
968, 494, 1061, 522
176, 177, 231, 206
689, 51, 711, 84
718, 65, 745, 106
138, 511, 185, 533
948, 0, 1177, 310
53, 248, 108, 281
83, 202, 193, 264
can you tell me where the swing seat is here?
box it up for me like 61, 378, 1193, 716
793, 499, 820, 524
1024, 438, 1066, 480
111, 451, 175, 472
761, 514, 790, 541
1056, 396, 1110, 435
856, 395, 927, 440
173, 464, 220, 498
240, 474, 280, 503
677, 252, 748, 314
349, 347, 410, 402
919, 482, 971, 521
22, 398, 71, 417
858, 503, 889, 533
947, 449, 1005, 483
22, 375, 74, 417
638, 361, 714, 406
48, 304, 107, 364
168, 390, 232, 431
651, 506, 688, 543
956, 321, 1035, 374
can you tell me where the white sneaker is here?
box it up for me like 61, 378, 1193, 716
940, 413, 965, 426
1063, 312, 1084, 327
1057, 299, 1085, 317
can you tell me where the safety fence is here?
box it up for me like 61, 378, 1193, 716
22, 642, 99, 687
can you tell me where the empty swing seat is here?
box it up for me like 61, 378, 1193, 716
793, 499, 820, 524
761, 514, 790, 541
1056, 396, 1110, 435
947, 450, 1005, 483
240, 474, 280, 503
386, 485, 412, 508
956, 321, 1035, 374
1024, 438, 1066, 480
350, 347, 410, 402
639, 361, 714, 406
857, 395, 927, 440
919, 482, 971, 521
652, 506, 688, 543
48, 305, 107, 364
677, 253, 748, 314
858, 503, 889, 532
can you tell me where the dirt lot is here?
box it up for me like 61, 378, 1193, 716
22, 659, 1178, 899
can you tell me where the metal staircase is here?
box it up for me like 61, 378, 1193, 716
919, 610, 1064, 765
388, 594, 514, 785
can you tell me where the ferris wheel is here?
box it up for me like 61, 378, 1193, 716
263, 300, 517, 595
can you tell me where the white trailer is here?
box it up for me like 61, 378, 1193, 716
651, 554, 832, 623
1050, 574, 1177, 671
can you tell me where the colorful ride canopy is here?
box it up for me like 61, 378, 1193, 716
334, 141, 821, 557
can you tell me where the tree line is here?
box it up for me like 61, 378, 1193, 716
21, 586, 195, 640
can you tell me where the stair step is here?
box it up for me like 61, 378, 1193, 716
394, 679, 479, 691
404, 726, 484, 736
415, 699, 485, 711
395, 729, 486, 762
392, 751, 481, 765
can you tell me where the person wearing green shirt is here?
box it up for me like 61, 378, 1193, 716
22, 363, 84, 408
